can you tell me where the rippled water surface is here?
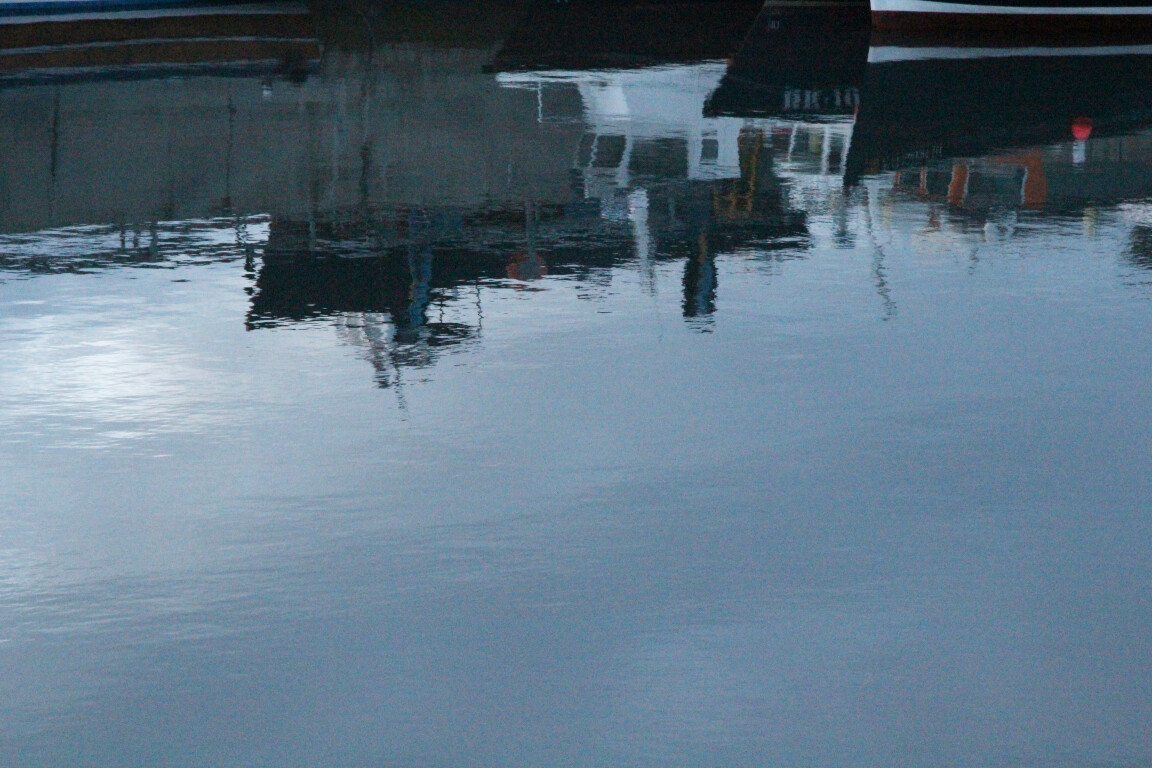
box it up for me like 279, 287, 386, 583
2, 1, 1152, 765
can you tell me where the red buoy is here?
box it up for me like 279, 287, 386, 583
1072, 117, 1093, 141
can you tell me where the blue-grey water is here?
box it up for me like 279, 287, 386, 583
2, 2, 1152, 765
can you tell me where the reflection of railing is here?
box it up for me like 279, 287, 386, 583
775, 119, 855, 179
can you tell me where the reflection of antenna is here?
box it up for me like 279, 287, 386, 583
967, 245, 980, 275
475, 280, 483, 335
862, 186, 897, 321
345, 312, 410, 414
392, 361, 409, 416
49, 89, 60, 226
871, 245, 897, 321
236, 216, 257, 275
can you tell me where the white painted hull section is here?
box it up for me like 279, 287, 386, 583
873, 0, 1152, 13
869, 42, 1152, 61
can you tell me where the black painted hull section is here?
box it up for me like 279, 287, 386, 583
706, 1, 871, 119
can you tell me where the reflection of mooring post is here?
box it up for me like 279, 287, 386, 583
510, 200, 546, 281
48, 88, 61, 226
947, 163, 969, 207
406, 210, 433, 329
222, 93, 236, 213
682, 232, 717, 323
149, 221, 159, 259
407, 247, 433, 328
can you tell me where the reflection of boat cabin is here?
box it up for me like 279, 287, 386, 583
498, 63, 760, 191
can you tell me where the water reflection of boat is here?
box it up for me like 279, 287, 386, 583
0, 1, 318, 83
0, 2, 819, 385
494, 60, 808, 328
846, 43, 1152, 208
246, 49, 812, 374
697, 7, 865, 250
705, 0, 870, 121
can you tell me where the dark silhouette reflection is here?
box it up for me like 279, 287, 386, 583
705, 0, 870, 121
1128, 225, 1152, 271
682, 234, 717, 326
250, 231, 476, 386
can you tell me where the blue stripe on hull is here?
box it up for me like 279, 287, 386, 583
0, 0, 241, 15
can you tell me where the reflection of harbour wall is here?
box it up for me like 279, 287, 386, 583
318, 46, 584, 208
1, 77, 306, 232
0, 45, 584, 234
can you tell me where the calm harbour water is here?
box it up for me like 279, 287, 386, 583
2, 1, 1152, 765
